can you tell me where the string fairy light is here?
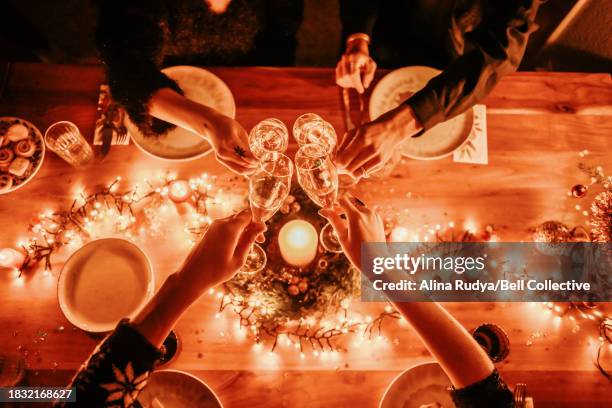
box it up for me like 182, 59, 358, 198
540, 302, 611, 381
13, 171, 223, 277
217, 292, 400, 354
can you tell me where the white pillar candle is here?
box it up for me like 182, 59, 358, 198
278, 220, 318, 266
0, 248, 25, 269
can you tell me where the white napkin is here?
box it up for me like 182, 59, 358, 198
453, 104, 488, 164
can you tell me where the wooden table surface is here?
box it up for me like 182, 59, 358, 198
0, 63, 611, 407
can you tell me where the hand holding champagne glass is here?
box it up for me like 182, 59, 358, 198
241, 152, 293, 273
294, 143, 343, 253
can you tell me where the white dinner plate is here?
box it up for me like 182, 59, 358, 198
127, 66, 236, 161
369, 66, 473, 160
58, 238, 154, 333
137, 370, 223, 408
0, 117, 45, 195
379, 362, 453, 408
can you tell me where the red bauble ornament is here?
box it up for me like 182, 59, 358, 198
571, 184, 588, 198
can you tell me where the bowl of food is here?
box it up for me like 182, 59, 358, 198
0, 117, 45, 194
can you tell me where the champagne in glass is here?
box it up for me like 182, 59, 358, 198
248, 118, 289, 160
295, 144, 338, 207
241, 152, 293, 273
295, 144, 343, 253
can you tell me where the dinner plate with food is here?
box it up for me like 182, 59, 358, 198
0, 117, 45, 195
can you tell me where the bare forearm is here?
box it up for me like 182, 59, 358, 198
132, 273, 199, 348
149, 88, 220, 140
376, 103, 423, 143
393, 301, 494, 388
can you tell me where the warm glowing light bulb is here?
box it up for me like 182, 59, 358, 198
0, 248, 25, 269
278, 220, 318, 266
390, 226, 410, 242
168, 180, 192, 203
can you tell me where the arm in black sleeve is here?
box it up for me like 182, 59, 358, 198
450, 369, 515, 408
95, 0, 182, 136
406, 0, 541, 132
53, 320, 162, 407
339, 0, 380, 41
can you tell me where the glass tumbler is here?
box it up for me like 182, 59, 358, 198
44, 121, 93, 167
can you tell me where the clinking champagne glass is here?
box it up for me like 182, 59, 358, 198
293, 113, 323, 144
248, 118, 289, 160
294, 115, 357, 188
295, 143, 343, 253
241, 152, 293, 273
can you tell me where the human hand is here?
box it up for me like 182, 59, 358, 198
319, 194, 386, 271
208, 114, 257, 175
175, 209, 266, 302
335, 37, 376, 94
335, 104, 421, 179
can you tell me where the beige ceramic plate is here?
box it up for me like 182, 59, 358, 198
128, 66, 236, 161
369, 66, 473, 160
0, 117, 45, 195
58, 238, 154, 333
137, 370, 223, 408
379, 362, 453, 408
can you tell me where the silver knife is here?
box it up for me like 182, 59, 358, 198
100, 105, 116, 160
341, 88, 353, 132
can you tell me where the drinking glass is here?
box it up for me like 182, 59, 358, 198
297, 120, 337, 155
241, 152, 293, 273
293, 113, 322, 144
295, 144, 343, 253
248, 118, 289, 160
44, 121, 93, 167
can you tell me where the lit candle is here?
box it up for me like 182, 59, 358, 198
278, 220, 318, 266
168, 180, 192, 203
0, 248, 25, 269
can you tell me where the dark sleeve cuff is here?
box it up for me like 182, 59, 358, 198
404, 88, 445, 136
104, 319, 163, 364
57, 320, 162, 407
339, 0, 378, 40
108, 69, 184, 137
450, 370, 514, 408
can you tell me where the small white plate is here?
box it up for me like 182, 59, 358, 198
128, 66, 236, 161
0, 117, 45, 195
379, 362, 453, 408
369, 66, 473, 160
137, 370, 223, 408
58, 238, 154, 333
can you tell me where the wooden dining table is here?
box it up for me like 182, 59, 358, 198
0, 63, 611, 407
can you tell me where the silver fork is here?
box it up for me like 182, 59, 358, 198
115, 109, 129, 144
514, 383, 527, 408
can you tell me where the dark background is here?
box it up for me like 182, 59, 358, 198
1, 0, 611, 72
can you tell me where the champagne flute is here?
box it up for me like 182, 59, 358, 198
248, 118, 288, 160
294, 113, 337, 154
241, 152, 293, 273
293, 113, 322, 144
295, 144, 343, 253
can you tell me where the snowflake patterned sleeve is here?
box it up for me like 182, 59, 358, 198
449, 369, 514, 408
53, 319, 162, 408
